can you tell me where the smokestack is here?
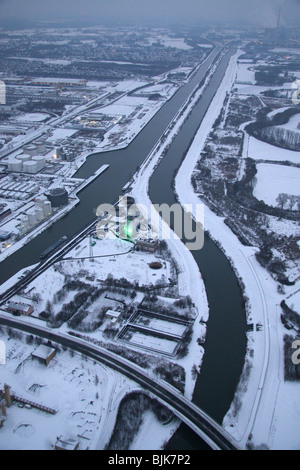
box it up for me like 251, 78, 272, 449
276, 6, 282, 29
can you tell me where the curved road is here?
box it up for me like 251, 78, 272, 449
0, 314, 240, 450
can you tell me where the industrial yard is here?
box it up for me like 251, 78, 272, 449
0, 51, 183, 262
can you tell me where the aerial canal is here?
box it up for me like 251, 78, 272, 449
0, 47, 247, 450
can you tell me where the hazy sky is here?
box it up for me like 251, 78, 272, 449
0, 0, 299, 27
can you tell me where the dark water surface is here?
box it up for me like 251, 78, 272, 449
0, 48, 247, 450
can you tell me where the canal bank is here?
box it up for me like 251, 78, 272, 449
145, 49, 247, 448
0, 47, 247, 450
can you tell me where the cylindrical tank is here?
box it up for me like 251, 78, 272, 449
20, 215, 29, 232
35, 206, 44, 222
27, 209, 37, 227
23, 161, 39, 174
32, 155, 45, 171
46, 188, 68, 207
35, 140, 46, 154
23, 144, 38, 157
7, 159, 23, 172
43, 201, 52, 217
35, 195, 48, 206
16, 153, 31, 163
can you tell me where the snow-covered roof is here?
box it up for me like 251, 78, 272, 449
32, 345, 56, 360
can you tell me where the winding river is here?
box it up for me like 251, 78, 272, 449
0, 47, 247, 449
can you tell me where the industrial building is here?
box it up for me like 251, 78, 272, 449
6, 152, 46, 174
6, 300, 34, 316
31, 345, 56, 367
0, 230, 11, 241
105, 309, 122, 325
136, 238, 158, 253
23, 198, 52, 230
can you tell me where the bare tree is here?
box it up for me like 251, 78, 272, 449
276, 193, 289, 211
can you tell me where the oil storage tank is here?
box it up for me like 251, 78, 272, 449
23, 161, 39, 174
32, 155, 45, 171
35, 139, 46, 154
35, 206, 44, 222
43, 201, 52, 217
23, 144, 38, 157
35, 195, 48, 206
46, 188, 68, 207
27, 209, 37, 227
7, 158, 23, 172
16, 153, 31, 163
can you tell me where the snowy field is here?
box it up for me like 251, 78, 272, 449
278, 113, 300, 132
236, 62, 256, 84
14, 113, 50, 123
0, 335, 113, 450
248, 135, 300, 164
135, 316, 187, 337
64, 237, 171, 285
147, 35, 192, 50
253, 163, 300, 207
123, 329, 179, 355
90, 96, 148, 118
49, 128, 78, 142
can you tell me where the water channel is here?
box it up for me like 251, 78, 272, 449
0, 47, 247, 449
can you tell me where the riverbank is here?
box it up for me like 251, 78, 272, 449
174, 48, 300, 450
0, 46, 247, 451
0, 165, 109, 264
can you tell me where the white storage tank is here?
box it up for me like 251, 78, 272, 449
35, 140, 46, 154
7, 159, 23, 172
43, 201, 52, 217
35, 195, 48, 206
27, 209, 37, 227
20, 215, 29, 233
16, 153, 31, 163
32, 155, 45, 171
23, 161, 39, 174
35, 206, 44, 222
24, 144, 38, 157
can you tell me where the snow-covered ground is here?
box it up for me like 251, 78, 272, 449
2, 39, 298, 449
253, 163, 300, 207
247, 135, 300, 164
236, 62, 256, 84
0, 334, 145, 450
14, 113, 50, 123
174, 48, 300, 450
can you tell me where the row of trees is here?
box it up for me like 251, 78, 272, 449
276, 193, 300, 212
246, 108, 300, 151
258, 126, 300, 151
106, 392, 174, 450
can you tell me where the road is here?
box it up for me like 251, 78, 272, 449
0, 46, 244, 450
0, 313, 240, 451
